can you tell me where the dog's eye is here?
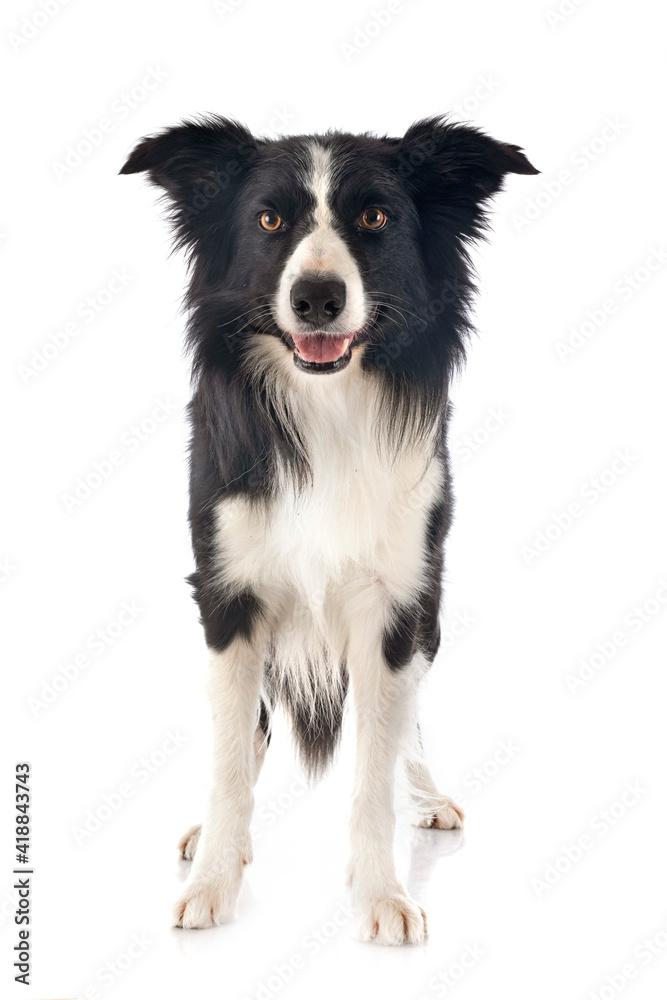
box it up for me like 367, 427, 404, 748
360, 208, 387, 231
259, 210, 283, 231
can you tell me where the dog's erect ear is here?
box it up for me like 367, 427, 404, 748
398, 116, 538, 212
120, 116, 257, 213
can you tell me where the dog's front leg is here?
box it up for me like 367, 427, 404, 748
347, 614, 427, 945
174, 635, 264, 929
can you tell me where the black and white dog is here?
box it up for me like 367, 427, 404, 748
121, 116, 536, 944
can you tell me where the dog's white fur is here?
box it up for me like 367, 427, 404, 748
273, 144, 368, 339
174, 142, 464, 944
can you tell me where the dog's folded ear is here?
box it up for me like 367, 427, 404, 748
120, 116, 257, 217
398, 116, 538, 213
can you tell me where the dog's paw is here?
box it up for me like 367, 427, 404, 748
417, 795, 465, 830
177, 824, 202, 860
173, 874, 241, 929
357, 893, 428, 946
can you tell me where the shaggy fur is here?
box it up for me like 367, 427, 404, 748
121, 115, 537, 944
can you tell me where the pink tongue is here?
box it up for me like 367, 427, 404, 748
292, 333, 347, 363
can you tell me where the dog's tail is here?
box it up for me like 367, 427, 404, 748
265, 660, 348, 784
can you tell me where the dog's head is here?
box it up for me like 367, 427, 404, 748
121, 116, 537, 382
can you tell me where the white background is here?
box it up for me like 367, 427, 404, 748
2, 1, 667, 998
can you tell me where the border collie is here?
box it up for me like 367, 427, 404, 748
121, 116, 537, 944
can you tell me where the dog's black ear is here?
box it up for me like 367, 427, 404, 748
120, 116, 257, 216
398, 116, 538, 217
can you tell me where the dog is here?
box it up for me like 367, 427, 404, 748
120, 115, 537, 944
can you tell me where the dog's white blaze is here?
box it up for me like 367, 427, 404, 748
273, 142, 367, 338
310, 143, 334, 229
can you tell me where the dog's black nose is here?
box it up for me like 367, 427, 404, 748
290, 275, 346, 326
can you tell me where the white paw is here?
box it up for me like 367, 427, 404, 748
173, 870, 243, 929
417, 795, 465, 830
357, 893, 427, 945
178, 824, 202, 861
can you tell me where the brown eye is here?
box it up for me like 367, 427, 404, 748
259, 210, 282, 231
361, 208, 387, 230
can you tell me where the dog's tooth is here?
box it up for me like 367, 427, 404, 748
342, 338, 350, 352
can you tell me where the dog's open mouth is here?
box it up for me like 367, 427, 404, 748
292, 332, 356, 373
290, 309, 377, 374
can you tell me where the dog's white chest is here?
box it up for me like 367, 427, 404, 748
214, 412, 442, 613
